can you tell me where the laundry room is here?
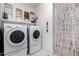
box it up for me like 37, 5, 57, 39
0, 3, 53, 56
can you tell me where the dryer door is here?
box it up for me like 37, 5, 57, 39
6, 28, 26, 46
33, 30, 40, 41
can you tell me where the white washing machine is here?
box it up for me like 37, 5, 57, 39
4, 23, 27, 56
27, 25, 42, 55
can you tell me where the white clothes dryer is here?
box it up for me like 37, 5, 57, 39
27, 25, 42, 55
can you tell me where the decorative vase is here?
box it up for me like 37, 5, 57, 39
2, 12, 8, 19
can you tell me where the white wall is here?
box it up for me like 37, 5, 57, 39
35, 3, 53, 55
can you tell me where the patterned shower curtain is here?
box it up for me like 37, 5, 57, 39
53, 3, 79, 56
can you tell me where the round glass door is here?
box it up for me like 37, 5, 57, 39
10, 30, 25, 44
33, 30, 40, 40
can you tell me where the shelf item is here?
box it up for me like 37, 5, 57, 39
16, 8, 22, 20
4, 3, 13, 19
29, 11, 38, 23
24, 11, 29, 20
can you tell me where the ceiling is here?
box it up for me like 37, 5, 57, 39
21, 3, 39, 8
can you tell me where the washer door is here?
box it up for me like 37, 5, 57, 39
6, 28, 25, 46
33, 30, 40, 41
10, 30, 25, 44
